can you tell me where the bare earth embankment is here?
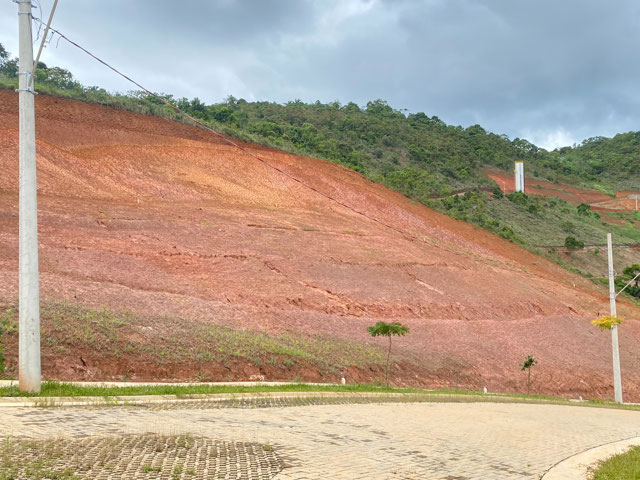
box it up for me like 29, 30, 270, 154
483, 167, 640, 211
1, 91, 639, 399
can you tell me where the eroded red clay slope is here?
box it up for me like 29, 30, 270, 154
0, 90, 639, 399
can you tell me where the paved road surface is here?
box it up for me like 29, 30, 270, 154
1, 401, 639, 479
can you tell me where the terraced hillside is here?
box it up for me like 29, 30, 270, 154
0, 91, 639, 400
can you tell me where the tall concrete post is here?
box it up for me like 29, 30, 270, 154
607, 233, 622, 403
17, 0, 41, 393
514, 161, 525, 193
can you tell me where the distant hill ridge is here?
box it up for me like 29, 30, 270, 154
1, 41, 639, 200
1, 42, 639, 278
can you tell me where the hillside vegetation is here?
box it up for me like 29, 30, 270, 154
2, 79, 640, 397
1, 43, 638, 281
3, 43, 639, 193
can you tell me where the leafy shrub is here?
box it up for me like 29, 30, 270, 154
577, 203, 592, 216
506, 192, 529, 206
564, 236, 585, 250
497, 225, 521, 243
591, 315, 623, 330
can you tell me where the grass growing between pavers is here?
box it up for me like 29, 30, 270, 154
0, 434, 282, 480
590, 445, 640, 480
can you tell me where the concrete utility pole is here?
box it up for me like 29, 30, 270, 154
606, 233, 623, 403
17, 0, 41, 393
514, 161, 525, 193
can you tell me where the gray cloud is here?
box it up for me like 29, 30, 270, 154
2, 0, 640, 149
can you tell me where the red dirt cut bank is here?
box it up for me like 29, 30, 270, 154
0, 90, 639, 400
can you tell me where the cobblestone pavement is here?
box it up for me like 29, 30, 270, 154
1, 400, 639, 479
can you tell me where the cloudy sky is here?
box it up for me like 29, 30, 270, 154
2, 0, 640, 150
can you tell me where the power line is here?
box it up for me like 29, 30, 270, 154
31, 0, 58, 87
30, 18, 474, 257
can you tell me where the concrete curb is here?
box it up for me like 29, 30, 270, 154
542, 436, 640, 480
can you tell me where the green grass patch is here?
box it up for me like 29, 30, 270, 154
0, 381, 638, 414
590, 445, 640, 479
588, 183, 617, 198
0, 301, 386, 379
0, 380, 435, 398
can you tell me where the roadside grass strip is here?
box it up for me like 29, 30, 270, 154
0, 381, 638, 411
589, 445, 640, 480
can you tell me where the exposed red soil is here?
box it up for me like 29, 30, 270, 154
482, 168, 640, 213
1, 91, 640, 399
617, 191, 640, 199
591, 197, 640, 212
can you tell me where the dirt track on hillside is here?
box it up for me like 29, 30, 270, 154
483, 168, 640, 211
1, 91, 639, 399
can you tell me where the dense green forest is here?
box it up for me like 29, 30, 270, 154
1, 43, 639, 289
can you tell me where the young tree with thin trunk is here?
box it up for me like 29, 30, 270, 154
367, 321, 410, 388
520, 355, 537, 395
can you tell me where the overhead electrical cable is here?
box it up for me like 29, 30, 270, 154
31, 0, 58, 87
30, 18, 471, 255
